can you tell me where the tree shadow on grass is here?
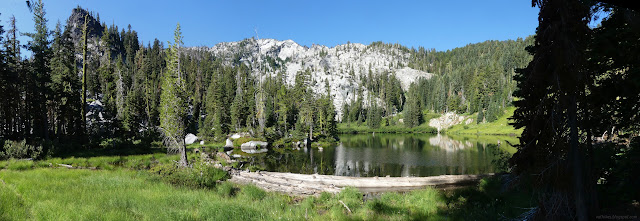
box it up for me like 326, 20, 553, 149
53, 144, 166, 158
435, 176, 536, 220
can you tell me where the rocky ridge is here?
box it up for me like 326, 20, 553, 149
201, 38, 434, 117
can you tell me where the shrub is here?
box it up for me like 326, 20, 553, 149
149, 162, 228, 189
190, 163, 229, 188
0, 140, 43, 160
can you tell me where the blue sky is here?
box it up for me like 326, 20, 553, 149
1, 0, 539, 52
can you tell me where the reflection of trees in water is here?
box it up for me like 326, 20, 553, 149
246, 147, 336, 175
333, 134, 512, 177
251, 134, 512, 177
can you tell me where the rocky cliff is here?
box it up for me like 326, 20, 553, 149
201, 38, 434, 116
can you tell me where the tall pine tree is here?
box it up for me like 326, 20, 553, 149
160, 23, 188, 167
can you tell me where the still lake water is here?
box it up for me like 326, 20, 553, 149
242, 133, 517, 177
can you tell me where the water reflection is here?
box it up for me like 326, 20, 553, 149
245, 133, 516, 177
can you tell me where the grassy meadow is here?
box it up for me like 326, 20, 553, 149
0, 150, 534, 220
445, 107, 522, 136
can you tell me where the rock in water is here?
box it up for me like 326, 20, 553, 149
185, 133, 198, 145
240, 141, 269, 150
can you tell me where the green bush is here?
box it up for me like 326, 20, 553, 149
0, 140, 43, 160
191, 163, 229, 188
149, 162, 228, 189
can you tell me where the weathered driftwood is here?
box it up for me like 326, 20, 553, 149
229, 169, 493, 196
55, 163, 97, 170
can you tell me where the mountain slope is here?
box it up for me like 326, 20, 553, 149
202, 38, 434, 115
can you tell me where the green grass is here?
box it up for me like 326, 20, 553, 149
446, 106, 523, 136
0, 167, 534, 220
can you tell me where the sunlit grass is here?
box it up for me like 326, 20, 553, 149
0, 168, 533, 220
446, 106, 523, 136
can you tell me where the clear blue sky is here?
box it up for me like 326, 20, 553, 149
1, 0, 539, 51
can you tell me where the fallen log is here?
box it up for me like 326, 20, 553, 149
229, 169, 493, 196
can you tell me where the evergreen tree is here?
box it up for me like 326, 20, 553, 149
159, 23, 188, 167
510, 0, 593, 218
0, 14, 7, 137
23, 0, 52, 140
324, 80, 337, 138
275, 85, 290, 133
50, 21, 82, 139
81, 14, 89, 136
476, 106, 484, 125
404, 84, 423, 128
367, 96, 381, 129
1, 15, 23, 139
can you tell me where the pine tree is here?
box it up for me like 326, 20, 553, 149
324, 80, 337, 138
24, 0, 52, 140
275, 85, 290, 133
50, 21, 82, 139
230, 69, 245, 131
404, 84, 423, 128
3, 15, 22, 139
0, 14, 7, 137
510, 0, 592, 218
82, 14, 89, 136
159, 23, 188, 167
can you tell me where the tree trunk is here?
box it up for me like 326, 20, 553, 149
179, 139, 188, 167
569, 95, 587, 221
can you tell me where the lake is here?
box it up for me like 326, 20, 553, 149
239, 133, 517, 177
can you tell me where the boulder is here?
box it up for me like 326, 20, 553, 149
185, 133, 198, 145
200, 141, 205, 145
428, 112, 467, 133
465, 118, 473, 125
216, 152, 232, 162
224, 138, 234, 148
240, 141, 269, 150
230, 132, 250, 140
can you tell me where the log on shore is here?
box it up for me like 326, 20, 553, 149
229, 169, 493, 196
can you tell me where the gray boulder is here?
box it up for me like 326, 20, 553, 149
240, 141, 268, 150
184, 133, 198, 145
224, 138, 234, 148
